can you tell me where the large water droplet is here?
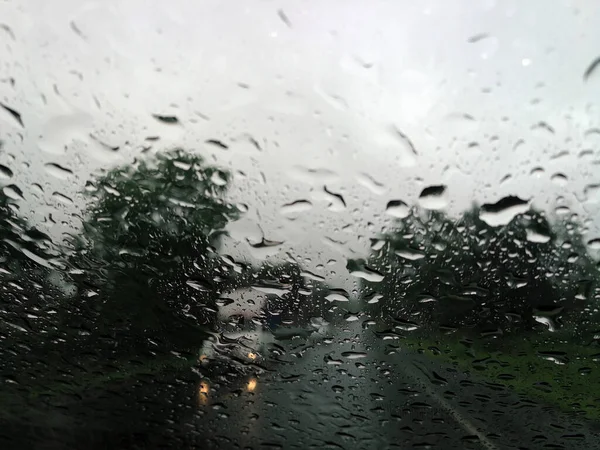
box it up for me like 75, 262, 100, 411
44, 163, 74, 180
385, 200, 410, 219
325, 289, 350, 302
479, 196, 529, 226
3, 184, 24, 200
0, 164, 13, 180
349, 266, 384, 283
526, 225, 551, 243
247, 237, 284, 259
418, 185, 448, 210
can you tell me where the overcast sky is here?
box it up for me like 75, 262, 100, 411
1, 0, 600, 289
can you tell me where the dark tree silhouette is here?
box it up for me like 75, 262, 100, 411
69, 149, 241, 355
0, 187, 71, 389
0, 191, 59, 334
244, 262, 333, 330
357, 205, 598, 338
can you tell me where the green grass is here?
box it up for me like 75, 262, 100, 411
403, 333, 600, 421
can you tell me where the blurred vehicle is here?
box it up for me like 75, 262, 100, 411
199, 287, 272, 369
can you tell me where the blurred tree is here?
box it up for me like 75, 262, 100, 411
70, 149, 241, 355
0, 190, 60, 331
357, 205, 598, 339
247, 262, 332, 330
0, 187, 71, 387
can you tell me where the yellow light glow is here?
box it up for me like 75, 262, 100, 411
199, 381, 210, 394
247, 352, 257, 360
199, 354, 208, 363
198, 381, 210, 405
247, 378, 257, 392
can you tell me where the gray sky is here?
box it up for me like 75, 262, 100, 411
2, 0, 600, 290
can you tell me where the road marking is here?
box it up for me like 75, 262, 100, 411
403, 361, 500, 450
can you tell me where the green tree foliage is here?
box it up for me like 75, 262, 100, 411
358, 205, 598, 338
70, 149, 240, 354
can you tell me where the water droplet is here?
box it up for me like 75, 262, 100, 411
0, 23, 15, 41
357, 172, 385, 195
152, 114, 179, 124
277, 9, 292, 27
551, 173, 568, 186
31, 183, 44, 195
44, 162, 74, 180
583, 56, 600, 82
395, 248, 425, 260
341, 351, 368, 359
205, 139, 228, 150
530, 167, 544, 177
325, 289, 350, 302
323, 186, 346, 211
392, 126, 418, 167
300, 270, 325, 282
366, 293, 383, 304
479, 196, 529, 226
210, 171, 228, 186
186, 279, 213, 292
526, 226, 551, 243
584, 184, 600, 203
531, 121, 555, 136
393, 318, 419, 331
0, 164, 13, 180
52, 191, 74, 205
3, 184, 24, 200
69, 20, 86, 40
418, 185, 448, 210
349, 266, 384, 283
0, 102, 23, 128
251, 284, 291, 298
385, 200, 409, 218
280, 200, 313, 215
370, 239, 385, 251
289, 166, 340, 185
588, 238, 600, 250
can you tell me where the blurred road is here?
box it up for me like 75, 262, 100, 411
3, 323, 599, 449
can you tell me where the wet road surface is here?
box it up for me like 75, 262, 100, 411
2, 324, 599, 449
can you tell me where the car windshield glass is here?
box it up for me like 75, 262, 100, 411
2, 2, 600, 449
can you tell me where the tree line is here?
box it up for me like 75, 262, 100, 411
1, 147, 599, 376
0, 148, 334, 372
355, 204, 599, 343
